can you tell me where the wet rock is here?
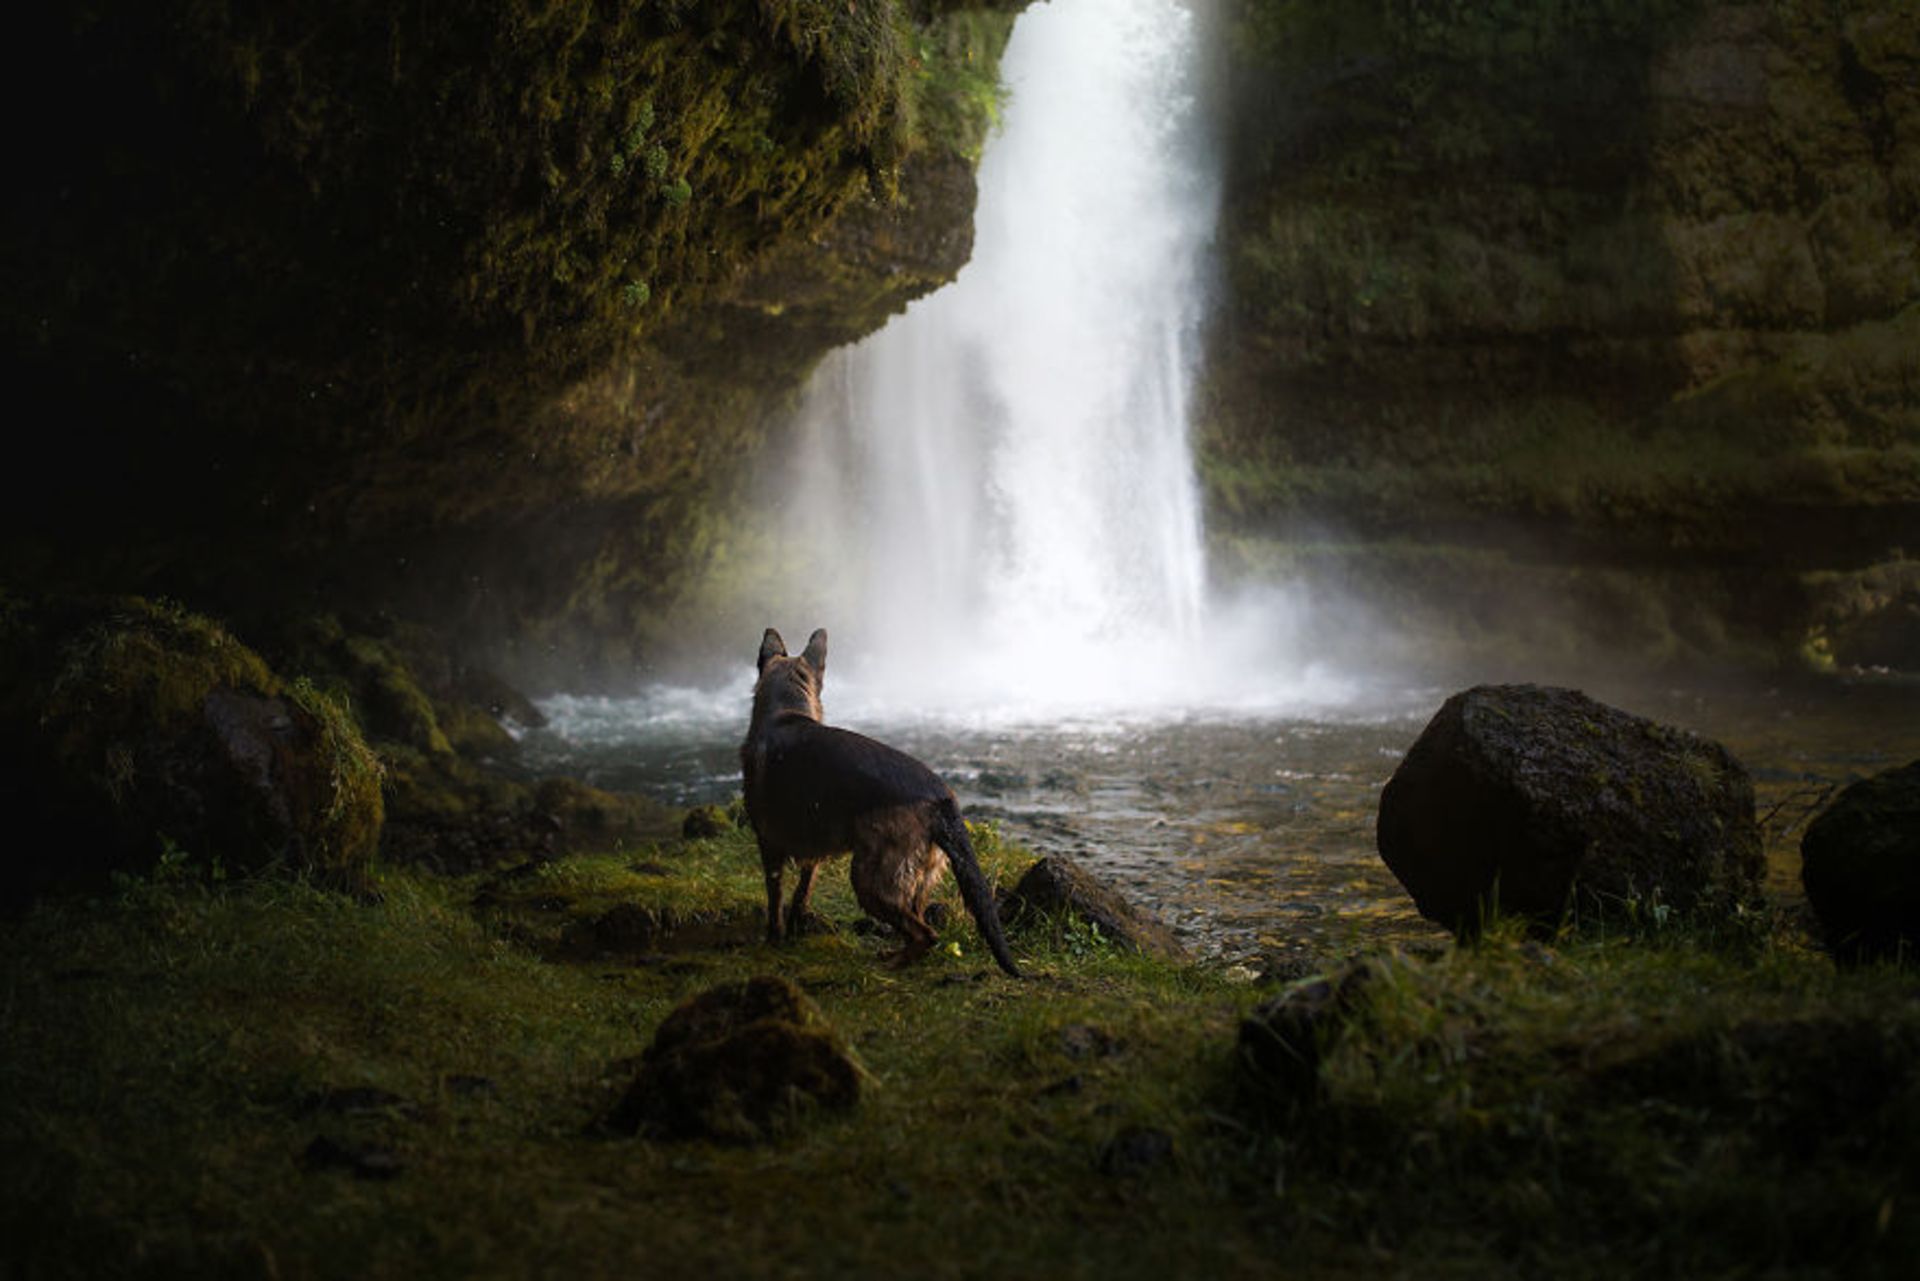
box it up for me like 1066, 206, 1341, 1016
606, 976, 860, 1142
1377, 685, 1762, 935
681, 804, 734, 839
0, 596, 382, 904
1801, 760, 1920, 964
1239, 960, 1379, 1108
1001, 856, 1189, 960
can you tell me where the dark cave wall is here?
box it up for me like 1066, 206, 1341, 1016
2, 1, 1017, 686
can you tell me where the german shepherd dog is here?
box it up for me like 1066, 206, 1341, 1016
740, 627, 1021, 977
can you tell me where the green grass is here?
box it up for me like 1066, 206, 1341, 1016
4, 823, 1917, 1279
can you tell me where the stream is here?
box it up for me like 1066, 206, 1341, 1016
518, 673, 1920, 965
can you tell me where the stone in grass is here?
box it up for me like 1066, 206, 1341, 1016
606, 976, 860, 1142
1377, 685, 1762, 936
1001, 856, 1189, 961
681, 803, 734, 839
1099, 1126, 1175, 1177
1238, 959, 1380, 1109
1801, 760, 1920, 965
300, 1135, 403, 1180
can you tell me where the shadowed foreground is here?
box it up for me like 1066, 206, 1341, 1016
3, 820, 1916, 1280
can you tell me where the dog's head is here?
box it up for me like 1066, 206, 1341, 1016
751, 627, 828, 723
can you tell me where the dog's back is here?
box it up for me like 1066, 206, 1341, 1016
741, 627, 1020, 977
747, 716, 948, 858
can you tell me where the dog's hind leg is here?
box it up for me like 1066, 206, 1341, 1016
850, 809, 939, 967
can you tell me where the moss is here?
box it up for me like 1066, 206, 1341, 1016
4, 2, 1022, 669
286, 677, 387, 881
6, 826, 1920, 1277
0, 597, 385, 898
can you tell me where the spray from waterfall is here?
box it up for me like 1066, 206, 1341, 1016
770, 0, 1334, 721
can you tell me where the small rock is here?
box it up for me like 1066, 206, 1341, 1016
1002, 856, 1189, 960
1099, 1126, 1174, 1177
304, 1086, 421, 1120
1059, 1023, 1123, 1060
1801, 759, 1920, 965
443, 1074, 497, 1099
682, 804, 734, 839
1239, 959, 1379, 1107
605, 976, 860, 1142
299, 1135, 403, 1180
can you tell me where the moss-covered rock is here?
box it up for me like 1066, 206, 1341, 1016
1377, 684, 1763, 935
1207, 1, 1920, 672
605, 975, 861, 1141
0, 597, 382, 903
1002, 855, 1190, 960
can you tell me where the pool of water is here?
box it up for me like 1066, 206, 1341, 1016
515, 674, 1920, 966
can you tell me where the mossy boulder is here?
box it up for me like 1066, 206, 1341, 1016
1377, 685, 1763, 935
0, 598, 382, 903
606, 976, 860, 1142
1001, 856, 1189, 960
1801, 760, 1920, 965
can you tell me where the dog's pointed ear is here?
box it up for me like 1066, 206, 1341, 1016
802, 628, 828, 674
758, 628, 787, 673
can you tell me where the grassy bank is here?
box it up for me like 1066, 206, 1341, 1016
3, 824, 1916, 1279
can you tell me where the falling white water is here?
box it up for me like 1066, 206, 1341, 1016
769, 0, 1340, 721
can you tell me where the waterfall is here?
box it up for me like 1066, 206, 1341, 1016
775, 0, 1261, 718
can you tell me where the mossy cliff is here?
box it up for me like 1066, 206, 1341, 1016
2, 1, 1017, 687
1206, 1, 1919, 672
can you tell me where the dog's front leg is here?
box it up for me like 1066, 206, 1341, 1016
762, 852, 786, 944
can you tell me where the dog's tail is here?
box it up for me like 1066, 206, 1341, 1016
931, 798, 1022, 978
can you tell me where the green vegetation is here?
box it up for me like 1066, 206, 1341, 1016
908, 11, 1017, 162
0, 597, 387, 896
4, 814, 1916, 1278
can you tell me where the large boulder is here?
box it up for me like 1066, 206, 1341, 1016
0, 597, 383, 904
1801, 760, 1920, 965
1377, 685, 1762, 935
1001, 856, 1189, 961
606, 976, 860, 1142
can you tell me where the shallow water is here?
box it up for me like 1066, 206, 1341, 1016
518, 675, 1920, 965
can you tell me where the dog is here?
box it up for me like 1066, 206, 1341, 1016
739, 627, 1021, 977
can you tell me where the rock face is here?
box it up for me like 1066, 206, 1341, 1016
607, 976, 860, 1142
1001, 856, 1189, 960
1377, 685, 1762, 934
1, 3, 1021, 688
1207, 2, 1920, 673
1801, 760, 1920, 964
0, 598, 383, 903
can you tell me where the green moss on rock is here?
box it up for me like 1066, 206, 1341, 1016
0, 597, 384, 902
